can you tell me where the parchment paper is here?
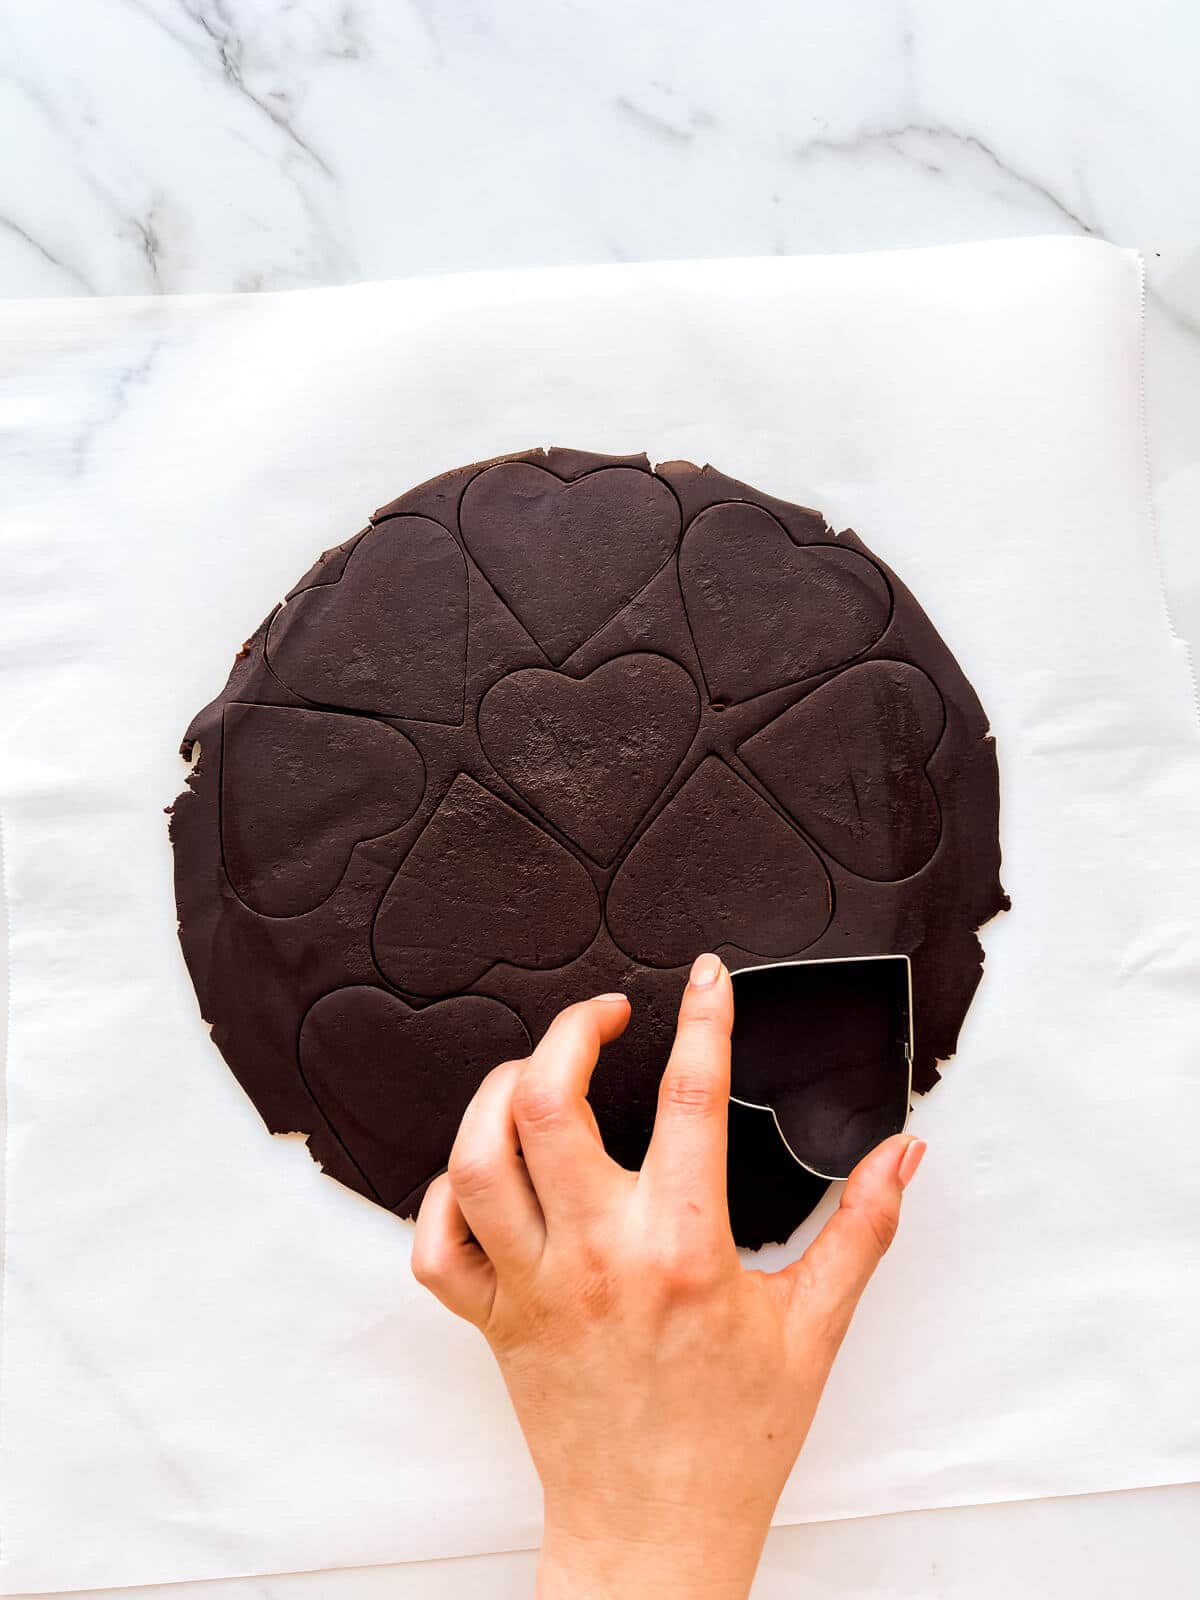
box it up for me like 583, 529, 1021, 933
1, 238, 1197, 1594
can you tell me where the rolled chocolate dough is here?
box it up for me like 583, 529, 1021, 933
170, 448, 1008, 1248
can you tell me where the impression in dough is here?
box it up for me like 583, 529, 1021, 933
171, 448, 1008, 1249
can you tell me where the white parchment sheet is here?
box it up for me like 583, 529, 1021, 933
1, 239, 1197, 1593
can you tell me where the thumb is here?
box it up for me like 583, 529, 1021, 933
782, 1133, 925, 1348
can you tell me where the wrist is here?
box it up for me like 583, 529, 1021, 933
538, 1502, 768, 1600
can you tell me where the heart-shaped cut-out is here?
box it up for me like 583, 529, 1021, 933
739, 661, 945, 881
300, 985, 530, 1211
460, 464, 679, 665
221, 703, 425, 916
606, 757, 832, 965
267, 516, 468, 722
478, 653, 699, 865
679, 502, 892, 704
373, 773, 600, 995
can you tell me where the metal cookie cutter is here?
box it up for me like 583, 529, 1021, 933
729, 954, 914, 1182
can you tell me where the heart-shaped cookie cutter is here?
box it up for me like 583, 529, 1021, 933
728, 954, 914, 1182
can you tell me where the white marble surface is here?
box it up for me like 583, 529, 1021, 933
0, 1, 1195, 298
2, 3, 1197, 1596
1, 0, 1197, 654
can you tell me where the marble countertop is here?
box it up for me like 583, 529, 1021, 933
0, 1, 1195, 302
2, 4, 1197, 1597
2, 0, 1197, 654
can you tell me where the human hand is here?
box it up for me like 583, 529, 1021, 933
412, 954, 925, 1599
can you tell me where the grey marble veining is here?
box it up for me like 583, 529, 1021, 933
0, 1, 1196, 302
2, 4, 1196, 627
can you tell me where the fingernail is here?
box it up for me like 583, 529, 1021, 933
594, 992, 629, 1004
689, 953, 723, 988
898, 1138, 926, 1189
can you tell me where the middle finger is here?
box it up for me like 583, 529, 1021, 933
511, 994, 631, 1232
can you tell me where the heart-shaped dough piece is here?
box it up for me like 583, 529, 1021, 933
478, 653, 699, 864
373, 774, 600, 995
267, 516, 468, 722
300, 986, 530, 1211
606, 757, 832, 965
460, 464, 679, 665
739, 661, 945, 881
221, 703, 425, 916
679, 502, 892, 704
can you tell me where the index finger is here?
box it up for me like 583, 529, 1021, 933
511, 994, 631, 1229
638, 954, 735, 1238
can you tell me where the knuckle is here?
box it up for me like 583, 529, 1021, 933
660, 1062, 723, 1118
541, 1003, 588, 1044
512, 1073, 569, 1131
681, 990, 727, 1025
667, 1260, 719, 1299
492, 1057, 528, 1080
642, 1234, 722, 1299
446, 1148, 499, 1200
410, 1237, 446, 1289
862, 1201, 899, 1257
